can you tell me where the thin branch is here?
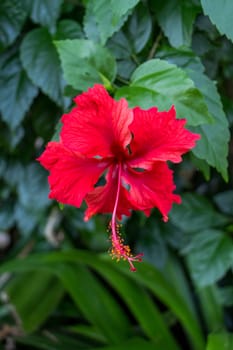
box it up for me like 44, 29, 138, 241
147, 31, 163, 60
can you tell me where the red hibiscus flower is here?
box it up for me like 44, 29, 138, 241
37, 84, 200, 271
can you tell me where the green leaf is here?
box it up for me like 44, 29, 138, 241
216, 286, 233, 307
197, 286, 224, 331
185, 229, 233, 286
84, 0, 140, 44
80, 259, 179, 349
214, 191, 233, 216
153, 0, 199, 48
55, 39, 117, 91
0, 55, 38, 130
55, 19, 84, 40
20, 22, 80, 108
157, 47, 230, 180
0, 250, 205, 350
56, 263, 130, 344
115, 59, 212, 126
6, 271, 64, 332
0, 200, 15, 230
22, 0, 63, 34
107, 3, 151, 79
16, 333, 93, 350
17, 163, 50, 211
206, 332, 233, 350
170, 193, 229, 234
189, 72, 230, 181
200, 0, 233, 43
0, 0, 27, 50
125, 3, 152, 54
96, 337, 172, 350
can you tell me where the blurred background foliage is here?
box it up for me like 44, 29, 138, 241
0, 0, 233, 349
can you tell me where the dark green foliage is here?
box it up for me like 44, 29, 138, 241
0, 1, 233, 349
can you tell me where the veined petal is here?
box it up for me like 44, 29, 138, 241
128, 106, 200, 169
122, 162, 181, 222
84, 165, 132, 221
61, 84, 133, 158
37, 142, 109, 207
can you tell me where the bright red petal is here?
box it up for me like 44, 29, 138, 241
122, 162, 181, 221
37, 142, 109, 207
61, 84, 133, 158
84, 165, 132, 221
128, 106, 200, 169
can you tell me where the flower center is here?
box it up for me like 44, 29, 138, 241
109, 163, 143, 271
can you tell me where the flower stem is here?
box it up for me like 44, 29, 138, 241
110, 163, 143, 271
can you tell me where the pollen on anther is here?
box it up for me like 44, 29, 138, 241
108, 221, 143, 271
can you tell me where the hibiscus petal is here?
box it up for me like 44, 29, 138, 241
37, 142, 109, 207
61, 84, 133, 158
128, 105, 200, 169
122, 162, 181, 221
84, 165, 132, 221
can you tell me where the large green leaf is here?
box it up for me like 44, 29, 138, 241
20, 21, 82, 108
17, 163, 50, 211
197, 286, 224, 332
0, 0, 27, 50
157, 47, 230, 180
16, 333, 96, 350
0, 251, 205, 350
214, 190, 233, 216
17, 336, 167, 350
84, 0, 139, 44
170, 193, 229, 234
56, 263, 130, 344
201, 0, 233, 43
0, 55, 38, 130
115, 59, 212, 126
96, 337, 172, 350
206, 332, 233, 350
154, 0, 199, 47
107, 3, 152, 79
20, 28, 64, 107
124, 2, 152, 54
77, 259, 179, 349
185, 229, 233, 286
6, 271, 64, 332
189, 72, 230, 181
55, 39, 117, 91
22, 0, 63, 33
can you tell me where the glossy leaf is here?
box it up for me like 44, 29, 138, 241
6, 270, 64, 332
55, 39, 117, 90
214, 190, 233, 215
157, 47, 230, 180
170, 193, 229, 234
84, 0, 140, 44
75, 258, 179, 349
20, 27, 66, 108
197, 286, 224, 331
0, 250, 205, 350
0, 55, 38, 130
206, 332, 233, 350
201, 0, 233, 42
0, 0, 27, 50
107, 3, 151, 79
55, 19, 84, 40
22, 0, 63, 33
188, 70, 230, 181
56, 263, 130, 344
115, 59, 212, 126
125, 3, 152, 53
185, 229, 233, 286
154, 0, 199, 47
